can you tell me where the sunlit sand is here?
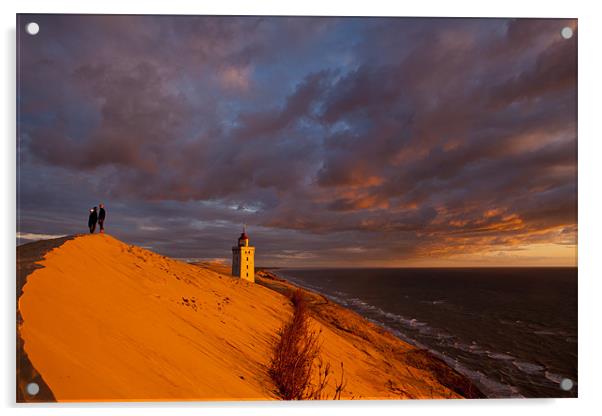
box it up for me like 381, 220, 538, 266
18, 234, 480, 401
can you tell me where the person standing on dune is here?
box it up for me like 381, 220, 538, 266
98, 203, 106, 233
88, 207, 98, 234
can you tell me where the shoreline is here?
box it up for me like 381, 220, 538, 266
269, 267, 578, 398
17, 235, 484, 401
260, 268, 499, 397
254, 268, 485, 399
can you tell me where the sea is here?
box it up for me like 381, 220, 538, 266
274, 267, 577, 398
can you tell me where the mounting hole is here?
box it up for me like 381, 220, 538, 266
561, 26, 573, 40
25, 22, 40, 35
560, 378, 574, 391
26, 382, 40, 396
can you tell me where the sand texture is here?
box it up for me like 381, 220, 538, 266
17, 234, 482, 402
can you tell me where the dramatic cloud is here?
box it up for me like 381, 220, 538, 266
17, 15, 577, 266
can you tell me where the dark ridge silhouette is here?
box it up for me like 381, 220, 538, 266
16, 235, 77, 402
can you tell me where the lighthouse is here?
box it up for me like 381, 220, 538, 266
231, 227, 255, 282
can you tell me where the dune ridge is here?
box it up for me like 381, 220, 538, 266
17, 234, 482, 402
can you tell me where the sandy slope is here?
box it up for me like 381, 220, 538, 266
18, 234, 482, 401
19, 234, 288, 401
255, 271, 484, 399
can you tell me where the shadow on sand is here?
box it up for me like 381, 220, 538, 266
16, 235, 77, 403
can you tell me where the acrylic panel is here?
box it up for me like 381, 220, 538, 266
16, 14, 577, 402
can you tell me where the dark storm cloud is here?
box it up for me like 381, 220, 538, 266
17, 15, 577, 265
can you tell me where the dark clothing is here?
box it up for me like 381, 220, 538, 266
88, 210, 98, 234
88, 211, 98, 226
98, 207, 106, 232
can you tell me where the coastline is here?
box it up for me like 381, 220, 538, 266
258, 267, 495, 397
17, 234, 484, 401
268, 267, 577, 399
254, 268, 485, 399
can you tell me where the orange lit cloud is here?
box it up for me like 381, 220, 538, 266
18, 16, 577, 266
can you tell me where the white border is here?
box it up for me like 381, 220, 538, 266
2, 1, 601, 415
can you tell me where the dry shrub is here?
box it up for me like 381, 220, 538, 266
307, 360, 347, 400
269, 289, 346, 400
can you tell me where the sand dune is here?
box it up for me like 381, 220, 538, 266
17, 234, 482, 401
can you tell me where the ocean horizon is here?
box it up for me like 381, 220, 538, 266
273, 267, 578, 398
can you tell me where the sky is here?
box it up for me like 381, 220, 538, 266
17, 15, 577, 267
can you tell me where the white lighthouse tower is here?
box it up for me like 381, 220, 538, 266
231, 226, 255, 282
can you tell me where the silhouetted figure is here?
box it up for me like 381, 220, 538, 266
98, 203, 106, 233
88, 207, 98, 234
